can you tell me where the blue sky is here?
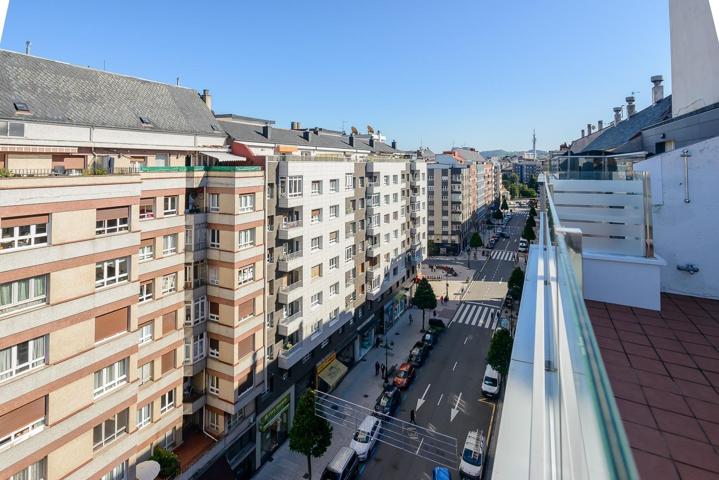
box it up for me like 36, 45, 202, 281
0, 0, 671, 152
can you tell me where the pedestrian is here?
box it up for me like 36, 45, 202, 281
381, 363, 386, 379
410, 409, 416, 424
375, 361, 380, 376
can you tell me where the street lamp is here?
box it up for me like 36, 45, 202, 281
445, 277, 449, 301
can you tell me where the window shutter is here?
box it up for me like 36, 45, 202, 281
163, 311, 177, 334
94, 307, 129, 342
161, 350, 176, 374
0, 396, 46, 438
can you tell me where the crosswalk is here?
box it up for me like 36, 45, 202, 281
450, 303, 501, 329
490, 250, 517, 262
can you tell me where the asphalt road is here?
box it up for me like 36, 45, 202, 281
358, 206, 529, 478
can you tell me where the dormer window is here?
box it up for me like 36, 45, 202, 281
14, 102, 30, 114
139, 116, 153, 127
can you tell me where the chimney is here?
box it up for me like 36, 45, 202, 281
587, 123, 593, 135
598, 120, 604, 130
291, 121, 301, 130
613, 107, 622, 124
349, 134, 355, 147
391, 140, 397, 149
262, 124, 271, 140
651, 75, 664, 103
303, 130, 312, 143
581, 129, 585, 138
626, 96, 636, 117
369, 137, 375, 148
200, 89, 212, 110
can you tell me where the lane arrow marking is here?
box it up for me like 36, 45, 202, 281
416, 383, 430, 411
450, 392, 462, 422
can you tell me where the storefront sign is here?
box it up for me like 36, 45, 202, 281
259, 394, 290, 432
316, 351, 337, 375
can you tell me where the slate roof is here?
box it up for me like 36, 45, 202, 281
576, 96, 673, 154
452, 147, 487, 163
0, 50, 224, 136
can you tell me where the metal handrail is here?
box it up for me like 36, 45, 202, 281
278, 250, 303, 261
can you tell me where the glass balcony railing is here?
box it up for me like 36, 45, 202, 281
493, 180, 638, 479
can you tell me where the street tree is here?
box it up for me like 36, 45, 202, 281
510, 183, 520, 199
492, 209, 504, 220
529, 205, 537, 217
469, 232, 483, 249
413, 277, 437, 331
508, 267, 525, 292
522, 223, 536, 242
526, 215, 536, 228
501, 197, 509, 210
289, 389, 333, 480
487, 328, 514, 377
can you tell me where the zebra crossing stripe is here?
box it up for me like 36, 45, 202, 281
453, 304, 469, 324
490, 317, 498, 330
470, 307, 482, 326
479, 308, 490, 327
459, 305, 473, 325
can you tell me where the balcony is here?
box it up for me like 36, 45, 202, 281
278, 192, 303, 208
410, 227, 417, 236
366, 183, 380, 195
366, 223, 380, 236
1, 165, 140, 177
409, 175, 418, 187
277, 250, 303, 272
366, 283, 381, 300
451, 193, 462, 202
278, 341, 306, 370
277, 220, 303, 240
183, 388, 206, 415
277, 311, 303, 336
411, 236, 422, 248
410, 209, 419, 219
410, 160, 418, 172
366, 244, 379, 257
277, 280, 303, 304
366, 204, 379, 216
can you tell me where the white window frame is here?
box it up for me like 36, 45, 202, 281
329, 256, 339, 271
0, 336, 46, 383
160, 389, 175, 414
0, 417, 44, 452
329, 231, 339, 246
311, 209, 321, 224
311, 236, 321, 252
10, 459, 46, 480
96, 216, 129, 236
95, 258, 129, 288
345, 246, 353, 262
238, 265, 255, 286
329, 205, 339, 219
238, 194, 255, 212
209, 193, 220, 212
329, 308, 339, 322
281, 176, 303, 197
330, 282, 339, 297
209, 267, 219, 286
208, 374, 220, 396
139, 282, 153, 303
311, 180, 322, 195
139, 361, 153, 385
209, 229, 220, 248
101, 461, 127, 480
139, 243, 153, 262
207, 409, 221, 431
139, 202, 154, 220
93, 409, 129, 451
310, 292, 322, 309
163, 196, 178, 216
329, 179, 339, 192
161, 273, 177, 294
209, 338, 220, 358
184, 333, 206, 364
238, 228, 255, 250
345, 173, 354, 190
162, 234, 178, 255
1, 222, 48, 251
191, 296, 207, 325
138, 323, 153, 344
136, 403, 152, 430
0, 275, 47, 316
93, 359, 128, 398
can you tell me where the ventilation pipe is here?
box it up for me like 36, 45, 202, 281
613, 107, 622, 124
200, 89, 212, 110
651, 75, 664, 104
598, 120, 604, 130
587, 123, 593, 135
626, 96, 636, 117
262, 124, 271, 140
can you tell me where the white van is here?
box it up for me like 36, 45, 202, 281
349, 415, 381, 461
459, 429, 485, 479
518, 239, 528, 253
481, 364, 501, 398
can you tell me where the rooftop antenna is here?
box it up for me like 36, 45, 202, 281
341, 120, 346, 133
103, 59, 106, 70
532, 129, 537, 161
25, 41, 31, 55
176, 77, 180, 86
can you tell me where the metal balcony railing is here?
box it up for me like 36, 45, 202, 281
1, 166, 141, 177
278, 250, 303, 262
279, 280, 302, 294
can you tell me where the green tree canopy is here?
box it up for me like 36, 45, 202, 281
525, 215, 536, 228
469, 232, 483, 249
289, 389, 333, 479
509, 184, 520, 199
528, 175, 538, 190
492, 209, 504, 220
487, 328, 514, 376
522, 224, 536, 242
428, 239, 439, 256
529, 205, 537, 217
413, 277, 438, 330
150, 447, 180, 479
508, 267, 525, 292
501, 198, 509, 210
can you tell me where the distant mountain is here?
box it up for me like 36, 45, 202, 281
480, 149, 548, 158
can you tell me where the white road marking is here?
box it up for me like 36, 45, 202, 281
437, 393, 444, 406
416, 437, 424, 455
452, 361, 458, 371
478, 307, 490, 327
450, 392, 462, 422
491, 317, 498, 330
416, 384, 431, 411
464, 336, 469, 345
470, 308, 480, 326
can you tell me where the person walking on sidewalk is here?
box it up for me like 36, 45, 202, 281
410, 409, 416, 424
374, 361, 380, 376
381, 363, 386, 379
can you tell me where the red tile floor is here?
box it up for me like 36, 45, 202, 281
588, 293, 719, 479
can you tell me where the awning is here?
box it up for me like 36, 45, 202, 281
276, 145, 298, 154
201, 151, 246, 163
317, 360, 348, 392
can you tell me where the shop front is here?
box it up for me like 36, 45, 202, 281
258, 392, 291, 464
381, 291, 409, 331
355, 314, 376, 360
315, 352, 349, 393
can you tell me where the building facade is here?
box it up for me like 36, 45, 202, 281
426, 155, 474, 254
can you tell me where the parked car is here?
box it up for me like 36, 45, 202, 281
409, 341, 430, 367
518, 239, 528, 253
504, 296, 514, 308
422, 331, 438, 349
393, 362, 416, 389
428, 318, 446, 330
374, 385, 402, 416
481, 364, 502, 398
459, 430, 486, 479
500, 231, 510, 238
487, 240, 496, 249
433, 466, 452, 480
322, 446, 360, 480
349, 415, 382, 461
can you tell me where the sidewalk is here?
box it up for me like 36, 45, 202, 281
254, 302, 462, 479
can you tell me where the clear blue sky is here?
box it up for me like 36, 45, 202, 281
0, 0, 671, 152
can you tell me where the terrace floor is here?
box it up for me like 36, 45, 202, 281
175, 427, 216, 473
588, 293, 719, 479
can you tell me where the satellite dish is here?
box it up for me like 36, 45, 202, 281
351, 126, 359, 135
367, 125, 375, 134
136, 461, 161, 480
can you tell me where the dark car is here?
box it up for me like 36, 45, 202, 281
374, 386, 401, 416
500, 231, 510, 238
487, 240, 495, 249
422, 331, 437, 349
393, 362, 416, 389
428, 318, 446, 330
409, 342, 429, 367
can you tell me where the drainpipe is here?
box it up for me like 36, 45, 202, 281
681, 149, 691, 203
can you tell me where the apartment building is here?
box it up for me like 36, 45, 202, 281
217, 117, 427, 470
0, 51, 265, 480
512, 160, 539, 184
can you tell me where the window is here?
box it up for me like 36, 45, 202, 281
329, 205, 339, 219
345, 173, 354, 190
161, 273, 177, 294
160, 389, 175, 414
384, 213, 390, 224
329, 256, 339, 271
163, 196, 178, 216
345, 245, 353, 262
93, 359, 128, 397
330, 283, 339, 297
330, 179, 339, 192
385, 233, 390, 244
238, 194, 255, 212
384, 194, 390, 205
139, 282, 153, 303
311, 236, 322, 252
139, 242, 153, 261
0, 275, 47, 315
393, 174, 398, 184
139, 199, 155, 220
238, 228, 255, 249
329, 308, 339, 322
209, 338, 220, 358
0, 415, 44, 452
311, 321, 321, 335
96, 214, 129, 236
0, 336, 46, 382
138, 323, 153, 344
184, 333, 206, 364
93, 409, 129, 450
193, 296, 206, 323
208, 374, 220, 395
207, 410, 221, 431
393, 193, 398, 203
384, 175, 390, 185
10, 458, 46, 480
95, 258, 129, 288
329, 230, 339, 245
311, 292, 322, 308
281, 176, 303, 197
311, 180, 322, 195
311, 264, 322, 279
209, 229, 220, 248
139, 361, 153, 385
136, 402, 152, 429
209, 267, 219, 285
101, 461, 127, 480
238, 265, 255, 285
162, 234, 178, 255
1, 219, 48, 251
208, 193, 220, 212
154, 153, 168, 166
311, 209, 321, 224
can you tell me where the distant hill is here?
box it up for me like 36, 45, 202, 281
480, 149, 548, 158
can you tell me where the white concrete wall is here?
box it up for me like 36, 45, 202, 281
669, 0, 719, 116
635, 135, 719, 299
583, 252, 665, 310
